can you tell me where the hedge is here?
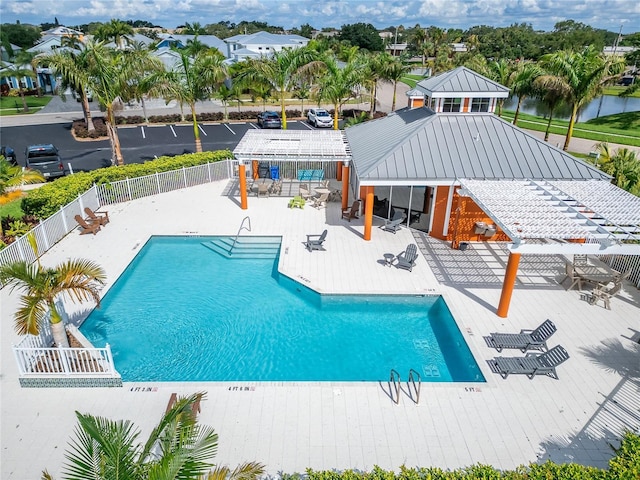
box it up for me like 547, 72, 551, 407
290, 432, 640, 480
21, 150, 232, 219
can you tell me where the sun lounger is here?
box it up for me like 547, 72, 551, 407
488, 345, 569, 379
485, 319, 556, 352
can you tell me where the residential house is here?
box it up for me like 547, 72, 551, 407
224, 31, 309, 62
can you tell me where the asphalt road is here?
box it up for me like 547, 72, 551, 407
1, 120, 320, 174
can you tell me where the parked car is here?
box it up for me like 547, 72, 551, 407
1, 145, 18, 165
257, 111, 282, 129
307, 108, 333, 128
25, 144, 65, 179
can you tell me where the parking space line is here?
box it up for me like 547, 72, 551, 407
198, 124, 207, 136
169, 125, 177, 137
224, 123, 236, 135
249, 124, 258, 129
301, 121, 314, 130
140, 126, 146, 139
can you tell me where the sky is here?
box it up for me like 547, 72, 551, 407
1, 0, 639, 34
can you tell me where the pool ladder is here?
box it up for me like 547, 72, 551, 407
229, 216, 251, 255
389, 368, 421, 405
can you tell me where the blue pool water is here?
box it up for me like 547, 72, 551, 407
81, 236, 485, 382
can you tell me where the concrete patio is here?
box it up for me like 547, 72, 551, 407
1, 179, 639, 478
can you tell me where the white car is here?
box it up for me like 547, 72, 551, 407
307, 108, 333, 128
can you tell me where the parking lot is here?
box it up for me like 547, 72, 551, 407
1, 119, 324, 174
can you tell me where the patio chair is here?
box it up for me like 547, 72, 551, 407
380, 210, 405, 233
165, 392, 202, 417
84, 207, 109, 226
488, 344, 570, 379
299, 183, 312, 200
74, 214, 101, 235
311, 192, 329, 209
305, 229, 327, 252
564, 262, 582, 290
396, 244, 418, 272
288, 196, 305, 209
485, 318, 556, 352
342, 200, 360, 222
588, 271, 630, 309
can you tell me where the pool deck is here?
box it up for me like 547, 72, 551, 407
2, 180, 640, 478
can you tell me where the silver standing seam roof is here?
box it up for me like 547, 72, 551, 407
234, 130, 351, 162
415, 66, 510, 97
345, 108, 610, 185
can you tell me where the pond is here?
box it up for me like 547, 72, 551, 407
504, 95, 640, 122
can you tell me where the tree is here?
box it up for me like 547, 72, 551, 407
234, 47, 322, 129
509, 61, 543, 125
14, 49, 41, 96
484, 59, 516, 116
94, 19, 134, 49
44, 393, 265, 480
0, 258, 105, 348
214, 82, 241, 120
150, 49, 228, 152
0, 157, 45, 196
540, 46, 625, 151
0, 63, 36, 112
0, 23, 41, 48
363, 52, 388, 117
409, 26, 428, 66
339, 23, 384, 52
532, 74, 571, 141
594, 143, 640, 195
317, 53, 365, 129
380, 55, 411, 111
181, 22, 206, 35
293, 82, 311, 114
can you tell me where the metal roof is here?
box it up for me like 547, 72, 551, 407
345, 109, 610, 184
415, 66, 510, 97
233, 130, 351, 162
226, 32, 307, 46
458, 178, 640, 255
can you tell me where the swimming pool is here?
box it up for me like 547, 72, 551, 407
81, 236, 485, 383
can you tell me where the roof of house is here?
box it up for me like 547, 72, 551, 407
415, 66, 509, 97
345, 108, 610, 184
157, 34, 226, 53
41, 26, 83, 37
225, 31, 308, 47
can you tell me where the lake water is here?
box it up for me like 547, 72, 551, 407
504, 95, 640, 122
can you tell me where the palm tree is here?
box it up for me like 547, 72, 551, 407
0, 157, 45, 196
409, 26, 428, 67
486, 59, 515, 117
149, 49, 228, 153
0, 258, 106, 348
214, 82, 241, 121
381, 56, 411, 111
364, 51, 389, 117
0, 63, 36, 112
38, 46, 96, 131
45, 393, 265, 480
509, 61, 543, 125
594, 142, 640, 195
14, 49, 41, 96
182, 22, 207, 35
317, 53, 365, 129
293, 82, 311, 115
533, 74, 571, 142
94, 19, 134, 50
234, 47, 322, 129
540, 46, 625, 151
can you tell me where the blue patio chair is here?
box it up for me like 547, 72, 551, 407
485, 319, 557, 352
488, 345, 569, 380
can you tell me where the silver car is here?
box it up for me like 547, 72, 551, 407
307, 108, 333, 128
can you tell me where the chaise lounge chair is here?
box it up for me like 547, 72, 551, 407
84, 207, 109, 226
488, 344, 570, 379
342, 200, 360, 222
485, 318, 556, 352
74, 214, 101, 235
396, 244, 418, 272
305, 229, 327, 252
380, 210, 405, 233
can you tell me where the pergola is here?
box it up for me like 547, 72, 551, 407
233, 130, 353, 210
458, 178, 640, 316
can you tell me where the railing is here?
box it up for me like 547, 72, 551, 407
12, 344, 118, 377
408, 368, 422, 405
389, 369, 401, 404
230, 216, 251, 254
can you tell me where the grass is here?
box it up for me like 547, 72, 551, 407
0, 95, 51, 115
400, 74, 425, 89
501, 110, 640, 147
0, 194, 25, 220
602, 85, 640, 98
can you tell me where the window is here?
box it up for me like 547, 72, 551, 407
442, 97, 462, 112
471, 98, 491, 112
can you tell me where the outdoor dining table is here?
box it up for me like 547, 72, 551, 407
574, 264, 620, 286
314, 188, 331, 195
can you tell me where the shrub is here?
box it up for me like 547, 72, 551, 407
72, 117, 108, 138
21, 150, 232, 219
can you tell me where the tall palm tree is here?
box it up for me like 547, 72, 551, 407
486, 59, 515, 117
533, 74, 571, 142
14, 49, 41, 96
46, 393, 265, 480
381, 56, 411, 111
509, 61, 543, 125
234, 47, 322, 129
409, 26, 428, 67
94, 19, 134, 50
0, 63, 36, 112
0, 157, 45, 196
0, 258, 106, 348
364, 51, 389, 117
540, 46, 625, 151
293, 82, 311, 115
317, 53, 365, 129
214, 82, 241, 121
38, 46, 96, 131
149, 49, 228, 153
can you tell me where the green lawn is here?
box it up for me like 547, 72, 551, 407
501, 110, 640, 147
602, 85, 640, 98
0, 95, 51, 115
401, 75, 424, 89
0, 197, 24, 219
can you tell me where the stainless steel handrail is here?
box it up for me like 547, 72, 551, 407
408, 368, 421, 404
230, 216, 251, 254
390, 369, 401, 404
